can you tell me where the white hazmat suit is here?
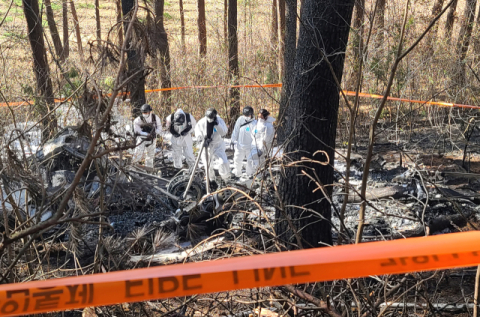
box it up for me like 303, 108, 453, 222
195, 116, 230, 181
132, 113, 163, 168
231, 115, 257, 177
248, 116, 276, 173
165, 109, 197, 169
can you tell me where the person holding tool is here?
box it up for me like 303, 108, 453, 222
248, 108, 275, 177
132, 104, 163, 169
231, 106, 257, 179
195, 108, 230, 187
165, 108, 197, 170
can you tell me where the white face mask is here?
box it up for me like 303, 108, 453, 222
142, 113, 150, 118
207, 118, 214, 123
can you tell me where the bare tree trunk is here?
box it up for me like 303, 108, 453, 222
445, 0, 458, 44
271, 0, 278, 46
228, 0, 240, 131
278, 0, 286, 78
116, 0, 123, 48
349, 0, 365, 89
179, 0, 186, 53
224, 0, 228, 47
474, 2, 480, 60
198, 0, 207, 57
62, 0, 69, 59
95, 0, 101, 43
455, 0, 477, 82
155, 0, 172, 113
277, 0, 354, 249
277, 0, 297, 143
425, 0, 445, 53
122, 0, 146, 117
374, 0, 385, 50
70, 1, 84, 61
22, 0, 57, 140
44, 0, 64, 61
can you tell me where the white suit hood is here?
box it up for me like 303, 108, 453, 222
252, 116, 276, 152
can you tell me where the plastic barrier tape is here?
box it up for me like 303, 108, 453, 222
1, 84, 479, 111
1, 232, 480, 316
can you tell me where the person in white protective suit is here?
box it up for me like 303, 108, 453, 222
248, 108, 276, 175
132, 104, 163, 168
165, 109, 197, 169
231, 106, 257, 178
195, 108, 230, 185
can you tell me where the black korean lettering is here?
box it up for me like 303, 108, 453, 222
380, 258, 397, 266
125, 280, 144, 298
6, 289, 30, 312
290, 266, 310, 277
232, 271, 239, 284
1, 301, 19, 314
158, 277, 179, 293
32, 287, 63, 310
183, 275, 202, 291
263, 268, 275, 281
280, 267, 286, 278
254, 269, 260, 282
148, 279, 154, 295
412, 256, 429, 264
66, 284, 94, 304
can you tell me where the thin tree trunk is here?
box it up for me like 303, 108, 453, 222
62, 0, 69, 59
224, 0, 228, 47
95, 0, 101, 43
277, 0, 297, 143
116, 0, 124, 48
455, 0, 477, 82
228, 0, 240, 131
474, 2, 480, 60
271, 0, 278, 47
155, 0, 172, 113
179, 0, 186, 53
197, 0, 207, 57
278, 0, 286, 78
349, 0, 365, 89
44, 0, 64, 61
374, 0, 385, 50
122, 0, 146, 117
425, 0, 445, 53
22, 0, 57, 140
277, 0, 354, 249
70, 1, 84, 61
445, 0, 458, 44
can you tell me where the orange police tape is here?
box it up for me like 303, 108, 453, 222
1, 231, 480, 316
1, 84, 479, 110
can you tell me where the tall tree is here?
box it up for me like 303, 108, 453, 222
70, 1, 84, 61
228, 0, 240, 131
474, 3, 480, 59
349, 0, 365, 88
197, 0, 207, 56
270, 0, 279, 81
455, 0, 477, 81
44, 0, 64, 61
277, 0, 297, 142
445, 0, 458, 43
425, 0, 445, 53
116, 0, 124, 48
155, 0, 172, 112
278, 0, 286, 78
122, 0, 146, 117
374, 0, 385, 50
276, 0, 354, 249
179, 0, 186, 53
62, 0, 69, 59
22, 0, 57, 139
95, 0, 101, 43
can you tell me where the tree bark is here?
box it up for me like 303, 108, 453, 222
116, 0, 124, 48
424, 0, 445, 53
224, 0, 228, 47
278, 0, 286, 78
44, 0, 64, 61
349, 0, 364, 89
474, 1, 480, 59
455, 0, 477, 82
276, 0, 354, 249
445, 0, 458, 44
197, 0, 207, 57
271, 0, 278, 47
70, 1, 84, 60
122, 0, 146, 118
22, 0, 57, 140
228, 0, 240, 131
374, 0, 385, 50
62, 0, 69, 59
179, 0, 186, 53
155, 0, 172, 113
277, 0, 297, 143
95, 0, 101, 43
